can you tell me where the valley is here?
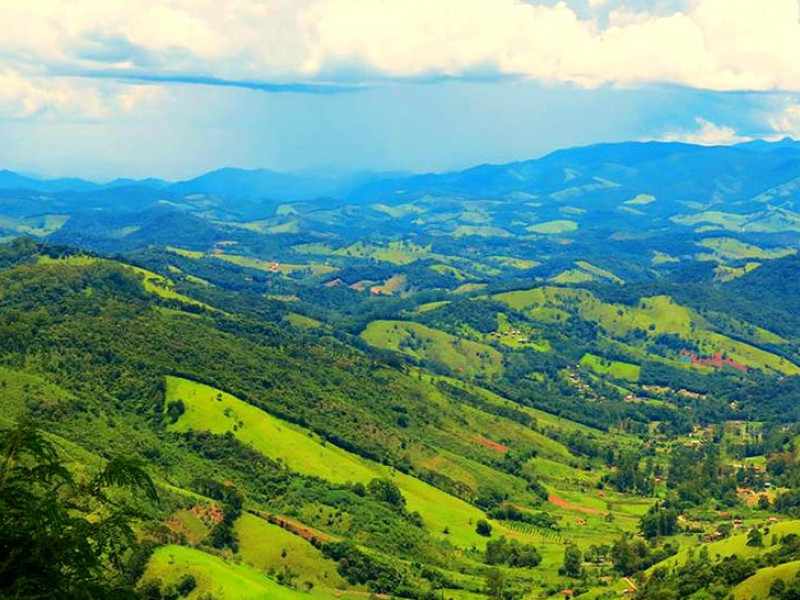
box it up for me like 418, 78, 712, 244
2, 140, 800, 600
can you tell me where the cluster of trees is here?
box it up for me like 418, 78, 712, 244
194, 479, 244, 553
638, 502, 680, 540
609, 536, 678, 576
0, 421, 158, 599
486, 505, 559, 531
321, 541, 404, 594
485, 536, 542, 568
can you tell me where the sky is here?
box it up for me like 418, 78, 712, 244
1, 0, 800, 181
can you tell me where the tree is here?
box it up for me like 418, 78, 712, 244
476, 519, 493, 537
560, 544, 583, 578
0, 421, 158, 599
639, 502, 679, 540
367, 478, 406, 509
746, 527, 764, 548
485, 567, 505, 600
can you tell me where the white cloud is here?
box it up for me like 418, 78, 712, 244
661, 117, 753, 145
3, 0, 800, 119
768, 103, 800, 138
0, 68, 168, 120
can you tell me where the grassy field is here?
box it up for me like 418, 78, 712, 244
167, 377, 513, 548
145, 545, 330, 600
488, 256, 541, 270
574, 261, 624, 284
0, 365, 74, 421
624, 194, 657, 206
165, 246, 205, 259
654, 520, 800, 572
526, 220, 579, 234
550, 269, 595, 284
235, 513, 346, 588
491, 286, 800, 375
579, 354, 641, 383
451, 225, 512, 238
213, 254, 338, 277
360, 320, 503, 377
697, 237, 796, 262
674, 209, 800, 233
733, 560, 800, 600
37, 255, 216, 311
285, 313, 324, 329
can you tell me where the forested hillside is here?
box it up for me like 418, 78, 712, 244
2, 139, 800, 600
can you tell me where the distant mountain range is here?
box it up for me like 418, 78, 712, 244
0, 166, 409, 201
2, 137, 800, 260
2, 137, 799, 205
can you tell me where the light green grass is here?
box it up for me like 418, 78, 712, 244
697, 237, 796, 261
655, 520, 800, 572
414, 301, 452, 314
452, 225, 512, 238
214, 254, 337, 277
579, 354, 641, 383
624, 194, 657, 206
167, 377, 509, 548
652, 251, 680, 265
145, 544, 325, 600
236, 513, 345, 588
37, 255, 215, 310
574, 261, 624, 284
371, 203, 426, 218
430, 264, 469, 280
453, 283, 488, 294
526, 220, 578, 234
488, 256, 541, 270
550, 269, 595, 284
165, 246, 205, 259
734, 560, 800, 600
674, 209, 800, 233
285, 313, 323, 329
715, 262, 761, 281
360, 320, 503, 377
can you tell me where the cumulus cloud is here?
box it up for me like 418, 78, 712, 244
0, 68, 168, 120
660, 117, 753, 146
768, 103, 800, 139
3, 0, 800, 118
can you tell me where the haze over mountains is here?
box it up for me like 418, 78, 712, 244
4, 137, 800, 202
3, 138, 800, 261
